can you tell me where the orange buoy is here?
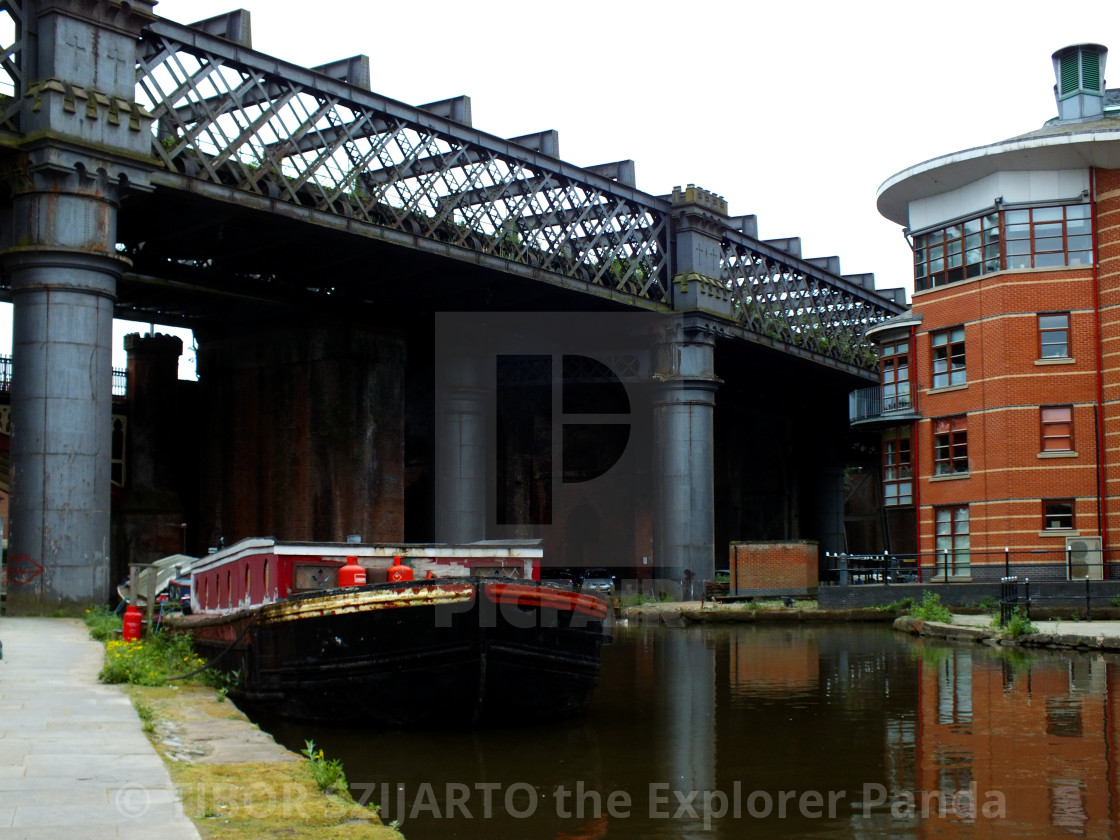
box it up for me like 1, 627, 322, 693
339, 555, 367, 588
122, 603, 143, 641
387, 555, 413, 582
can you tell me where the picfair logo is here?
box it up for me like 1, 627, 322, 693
435, 312, 660, 535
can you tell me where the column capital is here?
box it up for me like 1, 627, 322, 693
651, 318, 722, 394
17, 0, 159, 164
31, 0, 158, 31
3, 247, 126, 299
4, 143, 155, 206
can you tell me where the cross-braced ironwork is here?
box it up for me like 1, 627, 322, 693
720, 232, 897, 371
0, 7, 903, 370
0, 1, 24, 133
135, 19, 670, 302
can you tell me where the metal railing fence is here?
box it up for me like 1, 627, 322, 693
824, 544, 1116, 586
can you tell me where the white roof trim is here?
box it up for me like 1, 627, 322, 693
877, 127, 1120, 225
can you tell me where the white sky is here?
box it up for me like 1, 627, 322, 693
2, 0, 1114, 376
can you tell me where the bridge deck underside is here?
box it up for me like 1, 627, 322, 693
0, 8, 901, 379
113, 181, 660, 329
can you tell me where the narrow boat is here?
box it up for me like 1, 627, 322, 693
170, 538, 610, 727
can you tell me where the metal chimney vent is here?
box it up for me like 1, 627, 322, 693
1053, 44, 1108, 121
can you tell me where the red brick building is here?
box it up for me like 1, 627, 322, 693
855, 43, 1120, 581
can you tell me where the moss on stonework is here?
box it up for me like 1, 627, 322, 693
125, 685, 403, 840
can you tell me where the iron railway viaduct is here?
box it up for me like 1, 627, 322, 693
0, 1, 906, 608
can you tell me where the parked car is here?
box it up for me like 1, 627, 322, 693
580, 568, 617, 598
539, 567, 579, 589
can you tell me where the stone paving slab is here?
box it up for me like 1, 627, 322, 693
953, 613, 1120, 637
0, 617, 201, 839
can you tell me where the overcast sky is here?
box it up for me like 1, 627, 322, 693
6, 0, 1118, 374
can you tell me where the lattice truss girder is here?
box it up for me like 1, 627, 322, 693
721, 238, 896, 371
135, 22, 669, 301
0, 1, 23, 132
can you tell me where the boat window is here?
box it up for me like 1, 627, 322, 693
225, 569, 232, 607
293, 564, 338, 591
245, 563, 252, 602
475, 566, 521, 578
264, 560, 270, 598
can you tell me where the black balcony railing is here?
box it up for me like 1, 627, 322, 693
0, 355, 127, 398
848, 387, 914, 423
823, 545, 1120, 586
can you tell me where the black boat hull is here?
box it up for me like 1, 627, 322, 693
181, 579, 609, 727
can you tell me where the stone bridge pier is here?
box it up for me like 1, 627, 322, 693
652, 324, 720, 597
1, 0, 157, 608
0, 2, 903, 607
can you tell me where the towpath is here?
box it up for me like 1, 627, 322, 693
0, 617, 201, 840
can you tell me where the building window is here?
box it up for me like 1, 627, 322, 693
883, 427, 913, 506
1041, 406, 1073, 451
1039, 313, 1070, 359
933, 415, 968, 475
931, 327, 966, 388
1043, 499, 1075, 530
914, 213, 1000, 290
880, 339, 910, 412
935, 505, 970, 576
913, 203, 1093, 292
1005, 205, 1093, 270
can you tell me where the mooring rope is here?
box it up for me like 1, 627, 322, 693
168, 612, 257, 682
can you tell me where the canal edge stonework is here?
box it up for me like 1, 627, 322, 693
893, 615, 1120, 652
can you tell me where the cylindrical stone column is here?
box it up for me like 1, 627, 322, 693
652, 326, 720, 598
434, 352, 489, 544
0, 0, 156, 609
124, 332, 183, 492
7, 246, 124, 606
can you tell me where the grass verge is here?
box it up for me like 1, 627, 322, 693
84, 611, 402, 840
127, 685, 401, 840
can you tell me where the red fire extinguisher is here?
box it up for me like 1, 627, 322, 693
387, 555, 413, 582
122, 603, 143, 642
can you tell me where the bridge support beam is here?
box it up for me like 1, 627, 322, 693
5, 179, 126, 607
652, 324, 721, 598
434, 352, 489, 544
1, 0, 157, 608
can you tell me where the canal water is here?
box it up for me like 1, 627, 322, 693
257, 623, 1120, 839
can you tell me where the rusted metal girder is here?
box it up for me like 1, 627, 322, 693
719, 230, 899, 370
130, 13, 905, 368
136, 18, 672, 303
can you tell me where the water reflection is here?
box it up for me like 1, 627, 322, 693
253, 624, 1120, 839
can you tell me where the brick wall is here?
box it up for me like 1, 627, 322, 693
730, 540, 818, 595
1096, 168, 1120, 549
906, 176, 1120, 573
